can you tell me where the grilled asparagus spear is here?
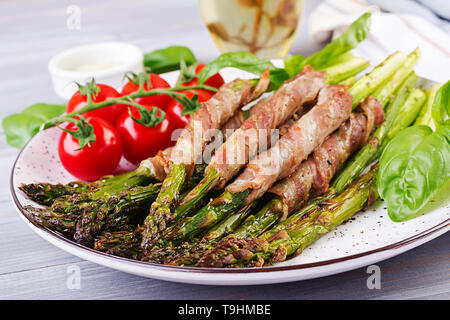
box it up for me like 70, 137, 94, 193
19, 174, 117, 206
94, 226, 144, 260
74, 184, 162, 246
19, 145, 178, 207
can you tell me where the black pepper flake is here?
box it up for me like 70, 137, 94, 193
327, 160, 332, 165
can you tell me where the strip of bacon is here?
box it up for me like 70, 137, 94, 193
139, 147, 174, 181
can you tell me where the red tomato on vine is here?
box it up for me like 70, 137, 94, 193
121, 73, 171, 110
66, 80, 126, 125
58, 117, 122, 181
115, 104, 176, 165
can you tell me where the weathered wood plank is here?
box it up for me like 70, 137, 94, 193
0, 218, 84, 275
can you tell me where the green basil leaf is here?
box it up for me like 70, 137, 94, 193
284, 12, 371, 77
432, 80, 450, 127
198, 51, 289, 89
283, 55, 306, 78
2, 103, 66, 148
22, 103, 66, 121
144, 45, 196, 74
377, 124, 450, 222
267, 68, 290, 90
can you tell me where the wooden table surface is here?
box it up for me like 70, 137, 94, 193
1, 0, 449, 300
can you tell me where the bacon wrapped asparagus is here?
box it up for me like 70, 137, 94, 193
19, 39, 430, 269
262, 77, 425, 242
165, 95, 383, 266
269, 98, 384, 212
228, 98, 384, 240
147, 66, 328, 248
142, 67, 326, 250
145, 52, 406, 257
150, 57, 381, 247
232, 57, 421, 247
157, 85, 353, 249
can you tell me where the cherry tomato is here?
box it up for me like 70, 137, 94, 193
182, 64, 225, 94
166, 90, 212, 129
58, 117, 123, 181
121, 73, 171, 110
115, 105, 176, 165
66, 83, 126, 125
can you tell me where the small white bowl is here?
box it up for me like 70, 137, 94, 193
48, 42, 144, 100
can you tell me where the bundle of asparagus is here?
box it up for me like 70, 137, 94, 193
19, 42, 429, 268
141, 51, 407, 257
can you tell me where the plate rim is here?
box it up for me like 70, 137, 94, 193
10, 132, 450, 276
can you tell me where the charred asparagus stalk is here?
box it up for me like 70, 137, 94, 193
94, 226, 144, 260
160, 189, 251, 247
90, 166, 157, 198
74, 184, 162, 246
23, 184, 160, 244
20, 161, 156, 207
94, 172, 214, 261
73, 164, 209, 246
23, 204, 81, 236
38, 168, 158, 217
27, 163, 207, 246
19, 174, 120, 206
196, 164, 379, 268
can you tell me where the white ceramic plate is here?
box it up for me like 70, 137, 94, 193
10, 68, 450, 285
